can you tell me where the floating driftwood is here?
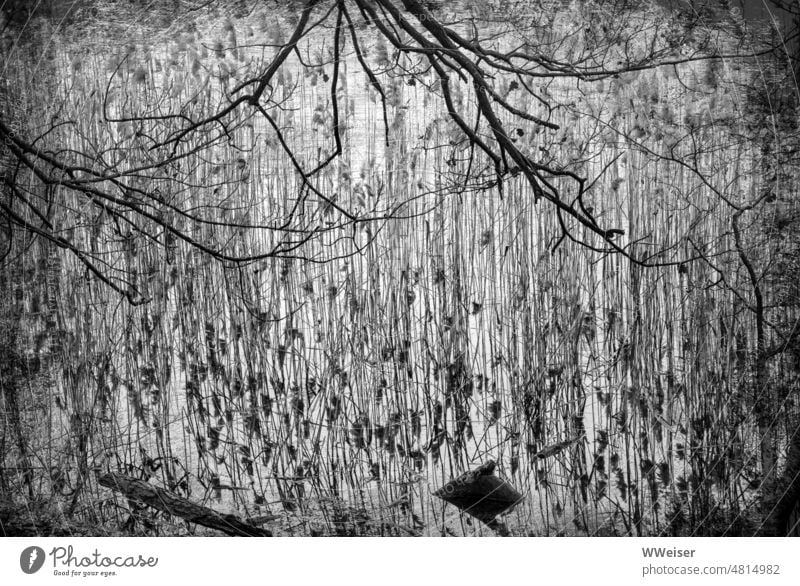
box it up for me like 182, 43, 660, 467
433, 461, 522, 534
98, 472, 272, 537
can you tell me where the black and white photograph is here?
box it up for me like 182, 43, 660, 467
1, 0, 800, 565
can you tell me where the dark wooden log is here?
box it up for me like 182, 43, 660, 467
433, 460, 522, 532
98, 472, 272, 537
760, 424, 800, 536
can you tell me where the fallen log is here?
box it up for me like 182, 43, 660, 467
98, 472, 272, 537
